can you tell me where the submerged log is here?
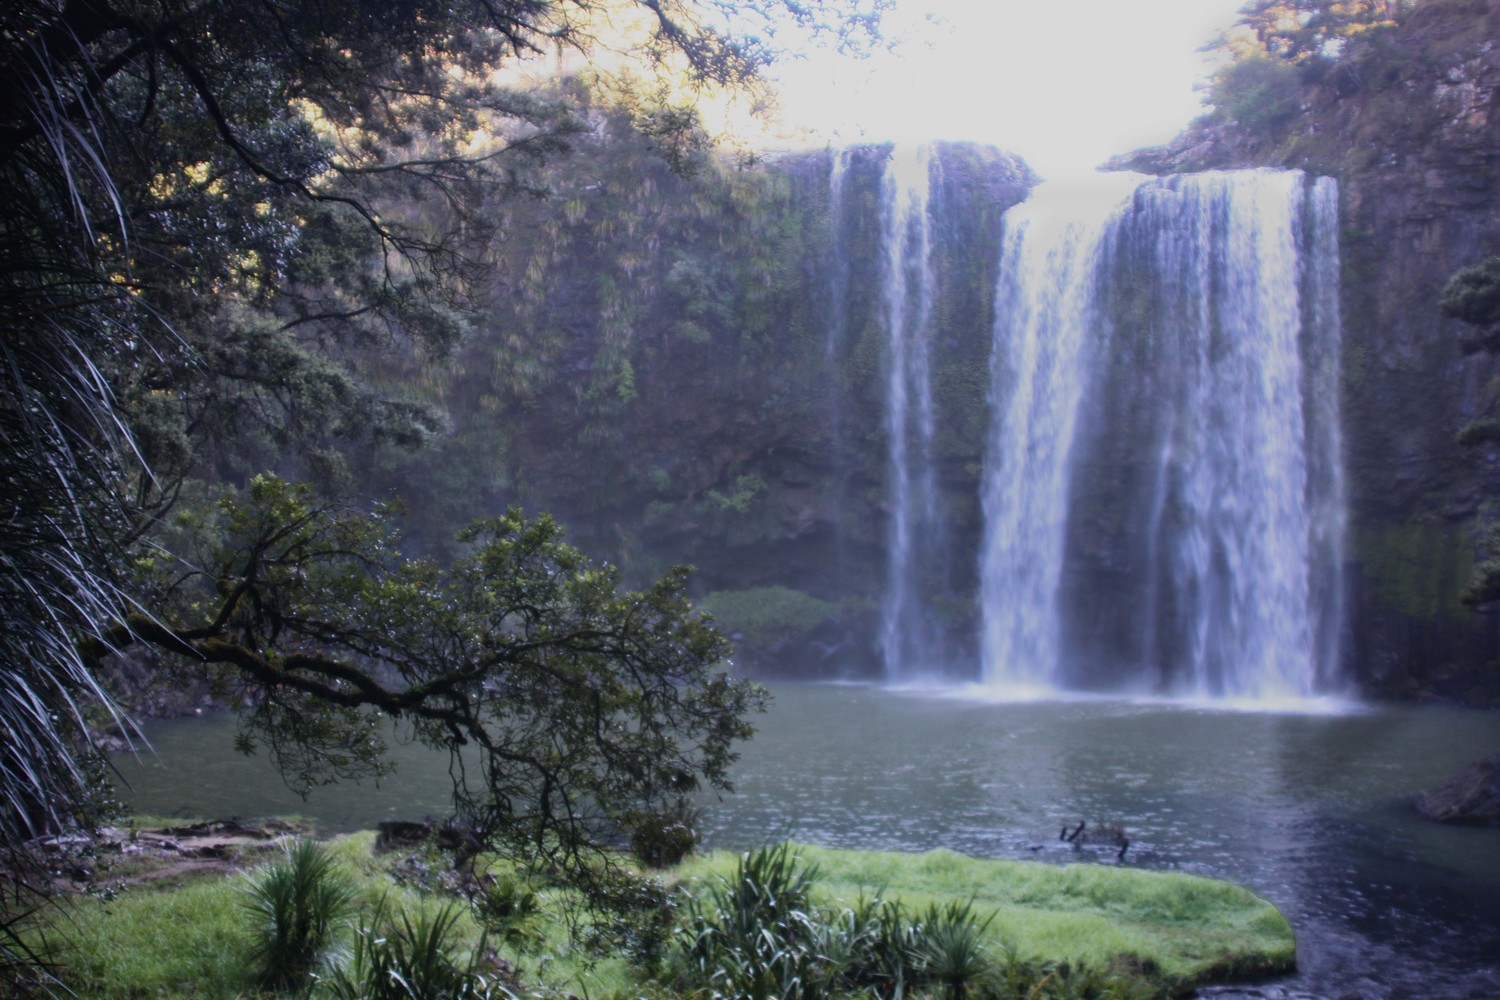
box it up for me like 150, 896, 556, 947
1415, 754, 1500, 825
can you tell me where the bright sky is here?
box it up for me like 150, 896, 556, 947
762, 0, 1250, 179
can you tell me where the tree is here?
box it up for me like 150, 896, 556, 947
0, 0, 873, 917
100, 476, 762, 900
1226, 1, 1409, 63
1203, 1, 1412, 138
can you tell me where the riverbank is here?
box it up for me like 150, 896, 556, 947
24, 821, 1293, 999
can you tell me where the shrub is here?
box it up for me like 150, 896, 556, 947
1208, 55, 1303, 134
909, 899, 995, 999
470, 871, 543, 950
672, 843, 826, 999
661, 846, 1148, 1000
627, 797, 702, 869
321, 895, 513, 1000
697, 587, 837, 649
590, 875, 681, 974
242, 838, 354, 991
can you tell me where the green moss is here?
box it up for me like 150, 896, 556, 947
676, 845, 1296, 992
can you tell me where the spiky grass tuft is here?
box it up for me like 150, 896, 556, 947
242, 838, 354, 991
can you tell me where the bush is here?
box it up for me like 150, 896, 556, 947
242, 838, 354, 991
1208, 55, 1304, 135
470, 871, 543, 950
909, 900, 996, 999
668, 845, 1007, 1000
321, 895, 513, 1000
1441, 256, 1500, 329
671, 843, 826, 999
697, 587, 837, 650
664, 845, 1165, 1000
628, 797, 702, 869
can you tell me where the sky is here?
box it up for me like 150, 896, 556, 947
762, 0, 1251, 180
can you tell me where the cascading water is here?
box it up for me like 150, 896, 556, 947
825, 147, 853, 368
821, 147, 856, 594
978, 176, 1138, 693
978, 169, 1345, 701
878, 144, 944, 678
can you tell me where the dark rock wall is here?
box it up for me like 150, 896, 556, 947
453, 140, 1033, 675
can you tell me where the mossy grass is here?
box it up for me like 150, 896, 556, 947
39, 873, 261, 998
675, 845, 1296, 989
31, 829, 1293, 999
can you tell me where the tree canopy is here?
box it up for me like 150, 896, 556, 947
101, 475, 762, 898
1227, 1, 1409, 63
0, 0, 870, 910
1203, 0, 1412, 132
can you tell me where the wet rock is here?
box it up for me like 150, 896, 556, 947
1414, 753, 1500, 824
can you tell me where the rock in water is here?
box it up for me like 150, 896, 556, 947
1415, 754, 1500, 824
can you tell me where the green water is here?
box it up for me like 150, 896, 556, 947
115, 683, 1500, 998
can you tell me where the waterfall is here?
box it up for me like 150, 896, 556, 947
822, 148, 856, 600
978, 176, 1139, 692
978, 169, 1345, 700
825, 147, 853, 367
878, 144, 944, 678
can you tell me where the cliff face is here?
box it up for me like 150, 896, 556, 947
352, 7, 1500, 696
1116, 0, 1500, 699
364, 138, 1035, 675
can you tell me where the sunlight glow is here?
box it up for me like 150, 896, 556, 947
762, 0, 1248, 179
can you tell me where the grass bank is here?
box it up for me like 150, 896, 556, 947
678, 846, 1294, 987
24, 827, 1293, 998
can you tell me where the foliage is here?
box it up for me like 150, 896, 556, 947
417, 111, 822, 539
320, 896, 511, 1000
589, 873, 682, 974
1202, 1, 1413, 138
0, 0, 878, 906
705, 474, 769, 515
104, 474, 764, 903
1221, 1, 1410, 63
667, 845, 1006, 1000
1207, 55, 1305, 134
698, 587, 839, 649
32, 834, 1295, 999
1441, 256, 1500, 342
665, 845, 1176, 999
678, 845, 1295, 990
1444, 257, 1500, 605
243, 838, 356, 991
627, 797, 704, 869
909, 899, 997, 1000
670, 843, 829, 999
469, 871, 545, 951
